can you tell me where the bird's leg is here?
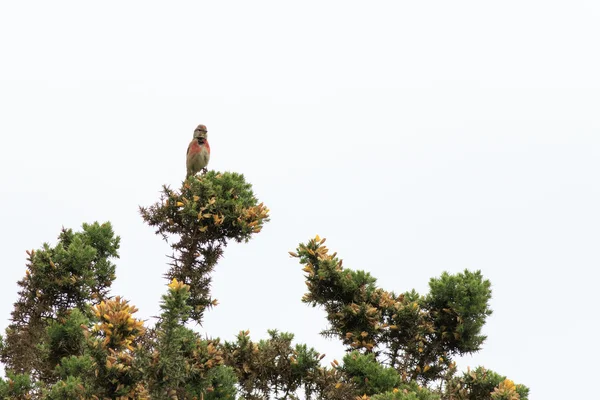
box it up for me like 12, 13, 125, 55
202, 167, 208, 175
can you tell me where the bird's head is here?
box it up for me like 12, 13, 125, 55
193, 124, 208, 143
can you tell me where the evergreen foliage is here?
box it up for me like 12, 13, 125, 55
140, 172, 269, 323
1, 222, 119, 379
145, 278, 235, 399
223, 329, 356, 400
0, 171, 529, 399
290, 236, 495, 386
0, 371, 34, 400
444, 366, 529, 400
341, 352, 400, 396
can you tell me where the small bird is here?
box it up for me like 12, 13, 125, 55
186, 124, 211, 178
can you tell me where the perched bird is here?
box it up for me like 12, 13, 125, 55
186, 124, 211, 178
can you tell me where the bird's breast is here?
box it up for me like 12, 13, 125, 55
188, 141, 210, 167
189, 141, 209, 154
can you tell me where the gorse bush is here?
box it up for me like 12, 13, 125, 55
0, 171, 528, 399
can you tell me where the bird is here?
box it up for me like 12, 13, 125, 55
186, 124, 211, 178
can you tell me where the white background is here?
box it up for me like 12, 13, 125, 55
1, 2, 599, 398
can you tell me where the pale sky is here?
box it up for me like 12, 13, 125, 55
1, 2, 599, 399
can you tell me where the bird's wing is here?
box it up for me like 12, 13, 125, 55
186, 141, 192, 156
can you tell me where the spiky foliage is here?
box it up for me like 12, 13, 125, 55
341, 352, 400, 396
140, 171, 269, 323
370, 382, 440, 400
40, 296, 149, 399
223, 329, 355, 400
290, 235, 525, 396
0, 294, 149, 399
444, 367, 529, 400
1, 171, 530, 400
38, 281, 238, 400
491, 379, 523, 400
145, 278, 236, 399
83, 296, 147, 399
1, 222, 119, 379
0, 371, 34, 400
290, 235, 384, 353
45, 309, 89, 373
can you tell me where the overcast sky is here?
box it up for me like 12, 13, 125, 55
1, 1, 599, 398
